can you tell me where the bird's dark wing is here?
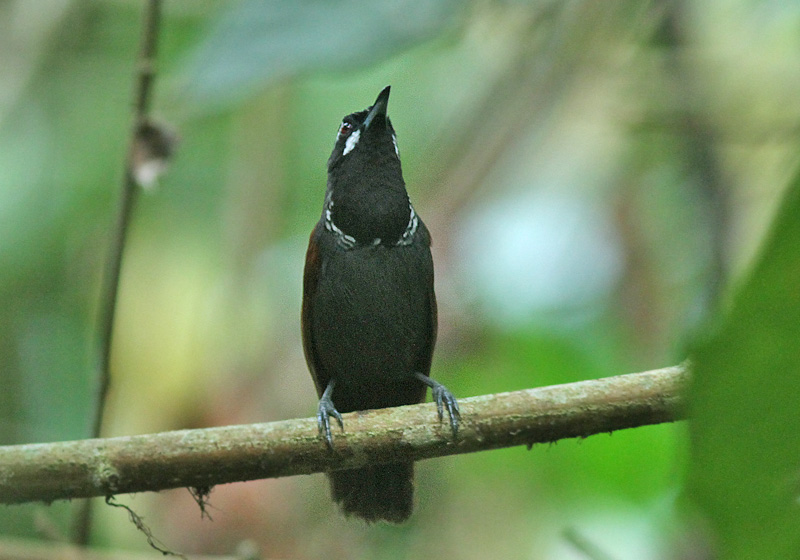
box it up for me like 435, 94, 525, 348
418, 220, 437, 377
414, 220, 460, 435
426, 273, 438, 374
301, 222, 329, 397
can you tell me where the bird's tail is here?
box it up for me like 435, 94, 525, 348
328, 462, 414, 523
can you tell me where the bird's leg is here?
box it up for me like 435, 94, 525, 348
413, 372, 460, 437
317, 379, 344, 450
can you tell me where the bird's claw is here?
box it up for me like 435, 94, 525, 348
413, 372, 460, 438
432, 383, 461, 437
317, 396, 343, 450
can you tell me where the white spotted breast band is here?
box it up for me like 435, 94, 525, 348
324, 194, 419, 249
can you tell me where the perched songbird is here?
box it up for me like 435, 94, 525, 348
301, 86, 460, 523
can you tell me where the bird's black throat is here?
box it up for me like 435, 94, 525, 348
327, 185, 411, 246
326, 128, 410, 245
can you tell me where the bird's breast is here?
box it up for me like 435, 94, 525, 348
310, 242, 433, 406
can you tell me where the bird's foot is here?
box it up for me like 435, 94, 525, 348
413, 372, 461, 438
317, 391, 344, 450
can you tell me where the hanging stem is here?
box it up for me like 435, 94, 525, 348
73, 0, 163, 546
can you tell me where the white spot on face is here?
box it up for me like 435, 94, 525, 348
392, 133, 400, 157
343, 129, 361, 156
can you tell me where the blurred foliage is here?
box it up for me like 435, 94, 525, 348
0, 0, 798, 559
179, 0, 463, 108
688, 169, 800, 560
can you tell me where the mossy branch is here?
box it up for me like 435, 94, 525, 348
0, 365, 687, 505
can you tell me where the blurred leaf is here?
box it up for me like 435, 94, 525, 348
179, 0, 462, 108
688, 169, 800, 559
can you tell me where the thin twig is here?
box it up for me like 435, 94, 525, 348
74, 0, 163, 546
92, 0, 161, 445
1, 365, 688, 505
104, 497, 186, 559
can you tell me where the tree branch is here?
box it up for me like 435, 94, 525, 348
0, 365, 687, 506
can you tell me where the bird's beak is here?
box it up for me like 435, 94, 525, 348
363, 86, 390, 130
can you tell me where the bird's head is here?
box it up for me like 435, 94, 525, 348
327, 85, 401, 175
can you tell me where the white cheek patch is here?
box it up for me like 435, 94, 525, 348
392, 133, 400, 157
343, 129, 361, 156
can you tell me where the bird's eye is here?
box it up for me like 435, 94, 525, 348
338, 122, 353, 138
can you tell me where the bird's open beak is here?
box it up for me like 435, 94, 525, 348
363, 85, 390, 130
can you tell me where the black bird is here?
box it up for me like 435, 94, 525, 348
301, 86, 460, 523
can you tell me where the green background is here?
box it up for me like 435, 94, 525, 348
1, 1, 799, 559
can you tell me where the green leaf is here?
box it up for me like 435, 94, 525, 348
179, 0, 462, 108
688, 169, 800, 559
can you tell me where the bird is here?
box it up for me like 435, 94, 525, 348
301, 86, 460, 523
